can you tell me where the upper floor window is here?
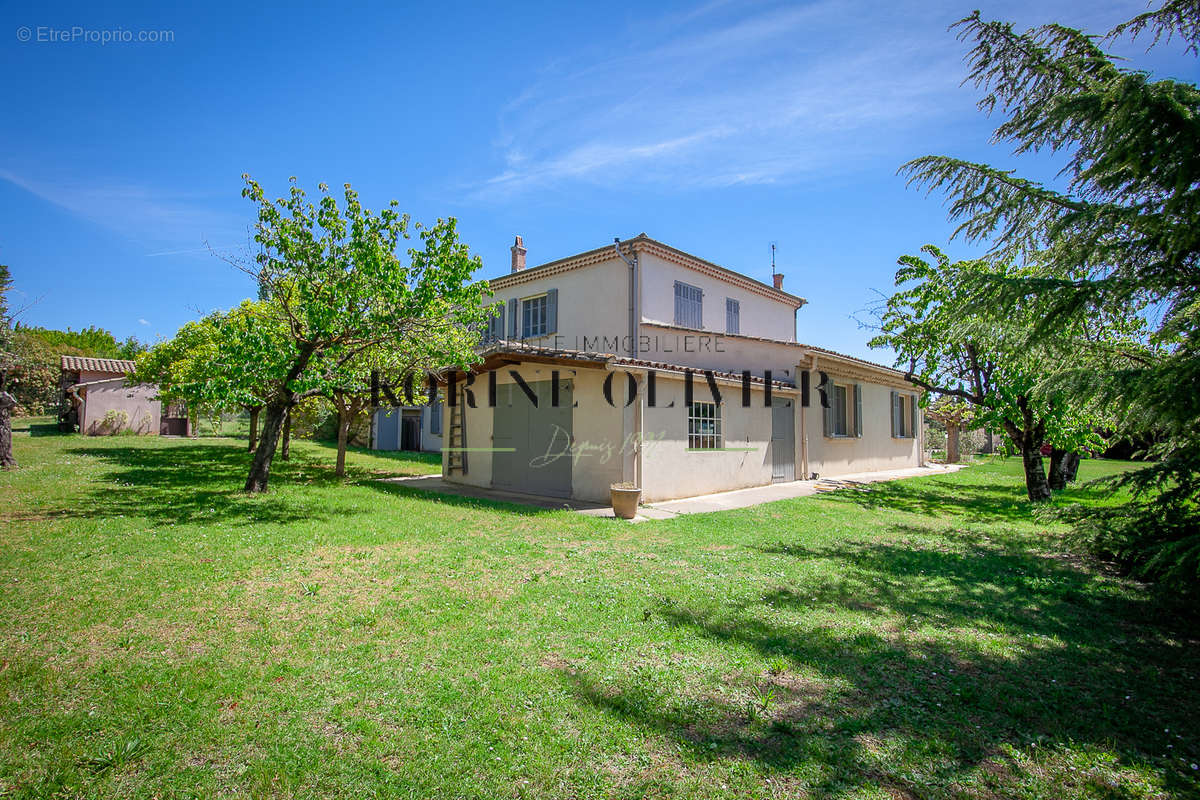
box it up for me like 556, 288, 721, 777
674, 281, 703, 328
687, 401, 722, 450
726, 298, 740, 334
522, 294, 549, 338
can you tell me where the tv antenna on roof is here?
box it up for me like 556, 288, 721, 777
770, 242, 777, 277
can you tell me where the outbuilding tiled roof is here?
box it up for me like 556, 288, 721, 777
60, 355, 137, 375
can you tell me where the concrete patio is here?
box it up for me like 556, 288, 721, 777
380, 463, 967, 521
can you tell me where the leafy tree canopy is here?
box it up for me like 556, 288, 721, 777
900, 1, 1200, 592
15, 324, 146, 361
232, 176, 490, 492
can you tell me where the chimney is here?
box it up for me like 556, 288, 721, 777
773, 273, 785, 290
510, 235, 527, 272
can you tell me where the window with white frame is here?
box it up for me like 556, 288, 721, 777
824, 381, 861, 438
687, 401, 722, 450
726, 298, 740, 334
522, 294, 549, 338
833, 384, 851, 437
674, 281, 703, 328
891, 391, 917, 438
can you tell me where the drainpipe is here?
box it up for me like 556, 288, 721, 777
614, 238, 638, 358
635, 371, 644, 490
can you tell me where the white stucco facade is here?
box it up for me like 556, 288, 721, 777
436, 234, 924, 503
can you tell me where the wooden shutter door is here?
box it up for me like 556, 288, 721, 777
546, 288, 558, 335
854, 384, 863, 438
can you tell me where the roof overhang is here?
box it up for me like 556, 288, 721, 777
488, 234, 807, 309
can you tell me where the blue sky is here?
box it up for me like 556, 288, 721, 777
1, 0, 1196, 363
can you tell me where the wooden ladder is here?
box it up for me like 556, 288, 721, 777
446, 386, 468, 475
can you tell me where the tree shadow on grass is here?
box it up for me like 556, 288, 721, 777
562, 535, 1200, 797
815, 477, 1036, 523
303, 439, 443, 472
12, 417, 63, 436
367, 479, 577, 518
818, 467, 1141, 526
68, 442, 400, 526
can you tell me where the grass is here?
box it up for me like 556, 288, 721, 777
1, 417, 1197, 799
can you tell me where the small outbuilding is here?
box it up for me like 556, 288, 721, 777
59, 355, 189, 436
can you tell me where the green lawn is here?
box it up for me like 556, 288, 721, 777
1, 418, 1196, 799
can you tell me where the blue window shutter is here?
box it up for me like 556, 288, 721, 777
495, 303, 505, 342
507, 298, 518, 340
674, 281, 703, 328
823, 395, 833, 437
854, 384, 862, 438
910, 394, 918, 440
890, 391, 899, 437
546, 288, 558, 335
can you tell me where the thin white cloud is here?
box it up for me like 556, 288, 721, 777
138, 318, 151, 326
472, 0, 1169, 199
0, 168, 244, 252
144, 245, 234, 257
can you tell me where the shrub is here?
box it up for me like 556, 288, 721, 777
100, 409, 129, 435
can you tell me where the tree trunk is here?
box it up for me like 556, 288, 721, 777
244, 403, 288, 493
946, 425, 961, 463
1064, 452, 1081, 483
1021, 445, 1052, 502
336, 408, 351, 477
247, 406, 261, 453
1048, 447, 1069, 491
0, 391, 17, 469
281, 409, 291, 461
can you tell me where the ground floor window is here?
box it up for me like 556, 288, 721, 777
687, 401, 722, 450
825, 382, 861, 438
833, 385, 850, 436
892, 391, 917, 438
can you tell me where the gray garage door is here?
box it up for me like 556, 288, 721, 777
492, 378, 573, 498
771, 396, 795, 482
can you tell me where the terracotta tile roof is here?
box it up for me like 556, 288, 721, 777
640, 322, 911, 379
60, 355, 137, 375
471, 341, 797, 389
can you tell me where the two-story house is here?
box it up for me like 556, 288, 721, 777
374, 233, 923, 504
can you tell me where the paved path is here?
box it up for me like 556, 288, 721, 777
640, 464, 966, 516
381, 463, 966, 521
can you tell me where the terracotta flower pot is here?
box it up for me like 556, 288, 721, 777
610, 486, 641, 519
